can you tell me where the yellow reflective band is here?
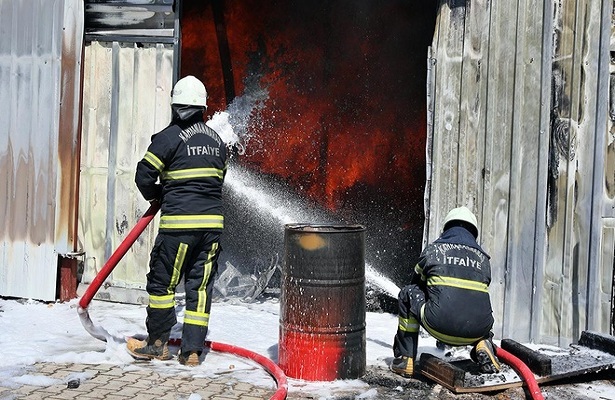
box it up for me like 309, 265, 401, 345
184, 310, 209, 327
398, 316, 420, 333
168, 243, 188, 294
420, 304, 482, 346
161, 167, 225, 181
197, 242, 218, 313
414, 263, 426, 281
159, 215, 224, 230
143, 151, 164, 172
149, 294, 175, 309
427, 276, 489, 292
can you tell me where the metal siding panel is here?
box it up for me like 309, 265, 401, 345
112, 43, 141, 286
423, 47, 435, 249
605, 9, 615, 338
564, 0, 588, 345
0, 0, 82, 301
79, 41, 115, 285
541, 0, 607, 345
106, 41, 121, 262
427, 3, 464, 244
584, 0, 613, 332
428, 0, 611, 345
78, 41, 173, 296
502, 0, 546, 343
476, 0, 519, 340
599, 221, 615, 334
457, 0, 489, 213
529, 0, 556, 345
112, 43, 170, 287
0, 2, 11, 50
0, 2, 11, 240
458, 0, 508, 339
56, 0, 85, 255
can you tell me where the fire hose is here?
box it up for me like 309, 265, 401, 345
496, 347, 544, 400
77, 202, 288, 400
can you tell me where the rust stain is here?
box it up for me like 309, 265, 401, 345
1, 2, 83, 254
28, 145, 53, 246
2, 142, 55, 245
56, 10, 83, 253
12, 151, 29, 242
298, 234, 326, 251
0, 143, 14, 240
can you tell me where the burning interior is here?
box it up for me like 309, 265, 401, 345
179, 1, 438, 305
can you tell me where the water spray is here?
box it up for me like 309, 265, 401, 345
207, 92, 402, 300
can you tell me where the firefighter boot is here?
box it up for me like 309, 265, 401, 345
471, 338, 501, 374
178, 351, 201, 367
126, 334, 171, 361
390, 356, 414, 378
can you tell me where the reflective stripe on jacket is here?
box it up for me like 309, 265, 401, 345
135, 116, 228, 231
414, 226, 494, 339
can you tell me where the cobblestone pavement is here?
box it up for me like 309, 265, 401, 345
2, 362, 615, 400
0, 362, 308, 400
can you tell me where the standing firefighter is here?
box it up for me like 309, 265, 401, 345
391, 206, 500, 377
126, 75, 228, 366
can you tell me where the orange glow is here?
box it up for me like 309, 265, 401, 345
181, 0, 434, 214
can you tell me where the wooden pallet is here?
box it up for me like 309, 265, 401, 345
416, 330, 615, 393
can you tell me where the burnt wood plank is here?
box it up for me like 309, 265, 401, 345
418, 353, 466, 388
578, 331, 615, 356
500, 338, 552, 376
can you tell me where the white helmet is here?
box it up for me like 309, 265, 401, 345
171, 75, 207, 107
442, 206, 478, 235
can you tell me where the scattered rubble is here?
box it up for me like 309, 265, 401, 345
213, 257, 280, 302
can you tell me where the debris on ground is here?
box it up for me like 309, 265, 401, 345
213, 257, 280, 302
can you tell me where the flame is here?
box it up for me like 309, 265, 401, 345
181, 1, 435, 215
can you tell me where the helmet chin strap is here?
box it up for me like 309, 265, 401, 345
172, 104, 205, 121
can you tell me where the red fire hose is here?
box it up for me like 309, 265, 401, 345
77, 202, 288, 400
496, 347, 544, 400
78, 202, 161, 310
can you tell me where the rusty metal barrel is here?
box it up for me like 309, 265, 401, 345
278, 223, 366, 381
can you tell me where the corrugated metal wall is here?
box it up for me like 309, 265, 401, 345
78, 41, 174, 302
0, 0, 83, 301
77, 0, 177, 303
426, 0, 614, 345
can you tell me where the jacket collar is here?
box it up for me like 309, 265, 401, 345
434, 226, 489, 257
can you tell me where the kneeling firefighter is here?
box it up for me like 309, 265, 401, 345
391, 206, 500, 377
126, 75, 228, 366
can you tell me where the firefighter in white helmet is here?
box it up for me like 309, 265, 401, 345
391, 206, 500, 378
127, 75, 227, 367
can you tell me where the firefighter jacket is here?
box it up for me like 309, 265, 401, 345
135, 113, 228, 232
411, 226, 494, 341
